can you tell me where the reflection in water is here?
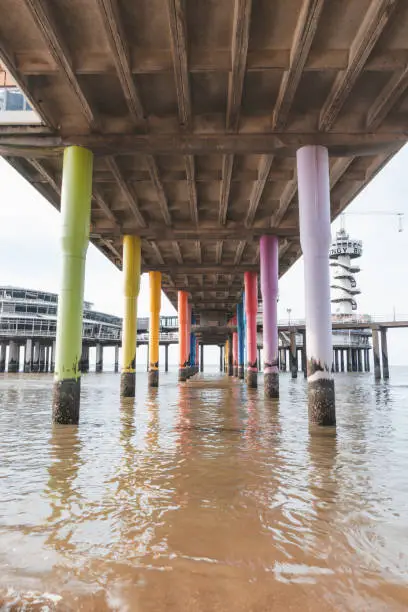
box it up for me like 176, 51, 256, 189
0, 370, 408, 610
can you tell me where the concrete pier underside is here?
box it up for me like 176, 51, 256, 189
2, 0, 408, 424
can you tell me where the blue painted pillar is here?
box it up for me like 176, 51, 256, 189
237, 300, 245, 379
190, 314, 196, 376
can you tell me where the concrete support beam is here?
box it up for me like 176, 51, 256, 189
297, 145, 335, 426
8, 341, 19, 373
148, 271, 161, 387
80, 344, 89, 373
381, 328, 389, 379
244, 271, 258, 388
53, 146, 93, 424
121, 235, 141, 397
0, 343, 6, 372
24, 339, 32, 373
95, 344, 103, 372
372, 328, 381, 380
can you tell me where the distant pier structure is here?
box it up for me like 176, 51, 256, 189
330, 229, 370, 372
0, 286, 121, 373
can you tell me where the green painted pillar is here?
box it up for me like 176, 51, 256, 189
52, 146, 93, 424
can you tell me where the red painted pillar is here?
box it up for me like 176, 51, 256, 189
244, 272, 258, 388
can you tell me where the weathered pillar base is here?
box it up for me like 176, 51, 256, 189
52, 379, 81, 425
308, 379, 335, 427
228, 364, 233, 376
238, 365, 244, 379
233, 366, 238, 377
247, 370, 258, 388
264, 372, 279, 398
8, 362, 19, 373
148, 370, 159, 387
120, 372, 135, 397
179, 367, 188, 381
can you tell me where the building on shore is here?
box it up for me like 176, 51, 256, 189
0, 286, 121, 373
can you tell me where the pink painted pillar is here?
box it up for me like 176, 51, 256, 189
187, 303, 192, 378
297, 145, 335, 426
260, 235, 279, 398
244, 272, 258, 388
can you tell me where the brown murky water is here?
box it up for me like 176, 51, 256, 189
1, 369, 408, 611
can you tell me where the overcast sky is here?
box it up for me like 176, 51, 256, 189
1, 147, 408, 365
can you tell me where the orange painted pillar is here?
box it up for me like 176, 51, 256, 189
244, 272, 258, 388
178, 291, 189, 381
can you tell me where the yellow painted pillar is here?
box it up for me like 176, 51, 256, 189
53, 146, 93, 424
148, 271, 161, 387
120, 235, 141, 397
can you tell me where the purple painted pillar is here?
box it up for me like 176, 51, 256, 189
260, 235, 279, 398
297, 145, 335, 426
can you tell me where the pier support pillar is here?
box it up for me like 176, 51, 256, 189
334, 349, 339, 373
120, 235, 141, 397
95, 344, 103, 373
297, 145, 335, 426
46, 346, 50, 372
178, 291, 189, 381
50, 341, 56, 373
32, 342, 40, 373
372, 328, 381, 380
52, 146, 93, 424
148, 271, 161, 387
346, 348, 352, 372
351, 349, 357, 372
80, 344, 89, 373
200, 343, 204, 373
195, 337, 199, 374
260, 234, 279, 397
232, 328, 238, 377
189, 314, 196, 377
237, 300, 245, 379
0, 343, 6, 372
219, 345, 223, 372
228, 335, 233, 376
357, 349, 362, 372
39, 345, 45, 372
340, 349, 345, 373
24, 339, 32, 373
165, 344, 169, 373
380, 328, 389, 379
365, 349, 370, 372
290, 331, 297, 378
244, 271, 258, 388
8, 341, 19, 373
114, 345, 119, 373
280, 347, 287, 372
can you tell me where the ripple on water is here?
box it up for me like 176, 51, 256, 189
1, 369, 408, 610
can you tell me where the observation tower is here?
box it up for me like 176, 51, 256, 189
330, 229, 363, 316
